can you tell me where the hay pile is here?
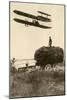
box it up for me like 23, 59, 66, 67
34, 46, 64, 68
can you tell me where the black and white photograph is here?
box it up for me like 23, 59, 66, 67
9, 1, 65, 98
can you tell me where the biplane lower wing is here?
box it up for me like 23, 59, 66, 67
14, 18, 51, 29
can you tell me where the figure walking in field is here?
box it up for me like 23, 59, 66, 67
49, 36, 52, 47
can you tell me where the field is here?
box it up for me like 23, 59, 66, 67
10, 65, 65, 98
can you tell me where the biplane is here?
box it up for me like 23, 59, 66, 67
13, 10, 52, 29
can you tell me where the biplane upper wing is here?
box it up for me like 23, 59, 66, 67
14, 18, 51, 29
38, 11, 51, 16
13, 10, 51, 22
37, 16, 51, 22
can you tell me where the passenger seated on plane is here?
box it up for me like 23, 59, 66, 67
32, 19, 39, 25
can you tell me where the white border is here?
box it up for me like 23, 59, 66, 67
0, 0, 66, 100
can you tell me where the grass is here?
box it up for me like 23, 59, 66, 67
10, 65, 65, 98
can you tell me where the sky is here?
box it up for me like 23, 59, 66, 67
10, 2, 64, 59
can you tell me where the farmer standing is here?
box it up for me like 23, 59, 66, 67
49, 36, 52, 47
